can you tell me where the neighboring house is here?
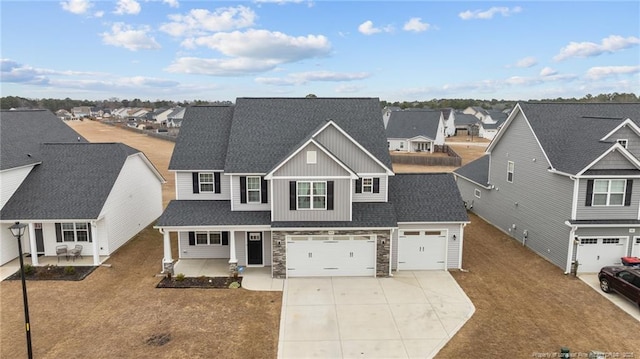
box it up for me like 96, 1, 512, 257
441, 108, 456, 137
386, 110, 445, 153
453, 102, 640, 274
454, 112, 481, 136
382, 106, 401, 129
71, 106, 92, 119
463, 106, 489, 121
0, 110, 165, 266
166, 107, 186, 127
154, 108, 174, 125
55, 109, 72, 121
155, 98, 469, 278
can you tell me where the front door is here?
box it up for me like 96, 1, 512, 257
247, 232, 263, 266
35, 223, 45, 254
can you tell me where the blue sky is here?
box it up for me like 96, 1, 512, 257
1, 0, 639, 102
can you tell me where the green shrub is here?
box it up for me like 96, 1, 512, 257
175, 273, 185, 282
64, 266, 76, 275
23, 264, 35, 275
228, 281, 241, 289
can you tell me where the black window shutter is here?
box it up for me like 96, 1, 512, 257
625, 180, 633, 206
87, 222, 92, 243
373, 178, 380, 193
192, 172, 199, 194
585, 180, 594, 206
327, 181, 334, 210
261, 178, 268, 203
55, 223, 62, 243
355, 178, 362, 193
240, 176, 247, 203
289, 181, 297, 210
188, 232, 195, 246
214, 172, 221, 194
222, 231, 229, 245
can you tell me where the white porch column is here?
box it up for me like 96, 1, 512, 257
28, 223, 38, 266
162, 230, 173, 264
229, 230, 238, 265
91, 222, 100, 265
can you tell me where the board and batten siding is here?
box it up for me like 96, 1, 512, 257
390, 223, 463, 270
0, 166, 34, 209
589, 150, 636, 170
314, 124, 389, 173
353, 176, 388, 202
230, 175, 269, 211
271, 178, 351, 222
175, 171, 230, 200
576, 179, 639, 220
99, 155, 163, 254
178, 231, 230, 259
273, 142, 350, 177
609, 125, 640, 158
481, 111, 574, 269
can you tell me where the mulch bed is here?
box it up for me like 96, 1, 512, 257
156, 275, 242, 289
4, 265, 97, 281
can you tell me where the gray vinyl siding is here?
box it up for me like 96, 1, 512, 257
478, 111, 574, 269
175, 171, 230, 200
315, 124, 388, 173
609, 126, 640, 158
590, 150, 636, 170
271, 178, 351, 221
353, 175, 388, 202
272, 142, 351, 177
390, 223, 463, 270
178, 231, 231, 259
453, 176, 489, 217
576, 179, 639, 220
230, 175, 270, 211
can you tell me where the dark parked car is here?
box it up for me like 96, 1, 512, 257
598, 266, 640, 308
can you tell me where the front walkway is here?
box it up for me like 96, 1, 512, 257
0, 254, 110, 281
278, 271, 475, 359
173, 259, 284, 291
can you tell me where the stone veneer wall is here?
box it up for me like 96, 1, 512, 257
271, 229, 391, 278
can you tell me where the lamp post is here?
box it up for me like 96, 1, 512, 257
9, 222, 33, 359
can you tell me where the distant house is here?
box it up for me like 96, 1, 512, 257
0, 110, 165, 266
55, 109, 72, 121
454, 112, 481, 136
382, 106, 401, 129
440, 108, 456, 137
463, 106, 490, 121
166, 107, 186, 128
71, 106, 92, 119
386, 110, 445, 153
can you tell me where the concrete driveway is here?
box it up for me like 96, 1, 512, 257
277, 271, 474, 359
579, 274, 640, 321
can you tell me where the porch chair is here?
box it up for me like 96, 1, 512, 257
69, 245, 83, 261
56, 245, 68, 263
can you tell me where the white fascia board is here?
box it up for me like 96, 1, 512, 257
397, 221, 471, 225
547, 168, 575, 177
407, 135, 433, 141
153, 225, 271, 231
0, 163, 40, 173
576, 143, 640, 176
313, 120, 394, 175
129, 153, 166, 183
600, 118, 640, 141
264, 138, 357, 180
269, 175, 353, 180
566, 223, 640, 228
273, 227, 395, 231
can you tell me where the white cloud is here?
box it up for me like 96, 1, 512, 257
335, 84, 363, 93
539, 67, 557, 76
358, 20, 393, 35
114, 0, 141, 15
101, 23, 160, 51
163, 0, 179, 8
514, 57, 537, 68
94, 10, 104, 18
459, 6, 522, 20
60, 0, 92, 15
166, 57, 281, 76
255, 71, 370, 85
182, 29, 331, 62
554, 35, 640, 61
403, 18, 430, 32
160, 6, 256, 37
585, 65, 640, 80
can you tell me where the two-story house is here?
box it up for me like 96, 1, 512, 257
454, 102, 640, 273
155, 98, 469, 278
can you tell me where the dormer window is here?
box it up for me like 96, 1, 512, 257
617, 139, 628, 148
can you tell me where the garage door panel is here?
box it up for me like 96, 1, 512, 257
398, 230, 446, 270
577, 237, 626, 273
286, 237, 375, 277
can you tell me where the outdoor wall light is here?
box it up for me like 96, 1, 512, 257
452, 235, 457, 241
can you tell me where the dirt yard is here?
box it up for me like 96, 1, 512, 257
393, 136, 489, 173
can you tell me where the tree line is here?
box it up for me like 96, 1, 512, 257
1, 92, 637, 112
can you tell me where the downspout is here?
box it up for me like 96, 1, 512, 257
564, 221, 578, 275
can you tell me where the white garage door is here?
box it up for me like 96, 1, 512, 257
632, 237, 640, 258
577, 237, 626, 273
398, 230, 447, 270
286, 235, 375, 277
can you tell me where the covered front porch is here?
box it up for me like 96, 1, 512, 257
407, 136, 434, 153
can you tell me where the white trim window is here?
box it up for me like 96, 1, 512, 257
617, 139, 628, 148
507, 161, 515, 183
199, 173, 214, 192
593, 179, 626, 206
246, 176, 261, 203
474, 188, 481, 198
62, 223, 90, 242
297, 181, 326, 209
195, 231, 222, 245
362, 178, 373, 193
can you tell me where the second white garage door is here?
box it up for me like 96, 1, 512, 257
398, 230, 447, 270
577, 237, 627, 273
286, 235, 376, 277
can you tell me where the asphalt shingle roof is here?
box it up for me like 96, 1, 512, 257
156, 200, 272, 226
453, 155, 490, 187
0, 143, 140, 220
385, 110, 441, 140
224, 98, 391, 173
0, 110, 86, 170
271, 202, 397, 228
454, 113, 480, 126
388, 173, 469, 223
169, 105, 234, 170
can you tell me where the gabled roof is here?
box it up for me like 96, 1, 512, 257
490, 102, 640, 175
0, 143, 141, 220
169, 105, 234, 170
224, 98, 391, 173
0, 109, 86, 171
385, 110, 441, 140
453, 155, 490, 188
388, 173, 469, 222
